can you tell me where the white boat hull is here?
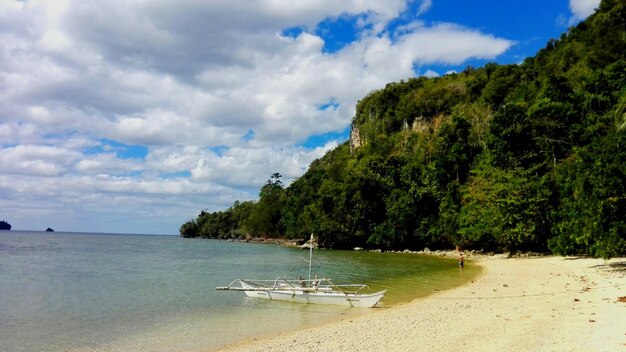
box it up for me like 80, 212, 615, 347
218, 235, 385, 308
241, 285, 385, 308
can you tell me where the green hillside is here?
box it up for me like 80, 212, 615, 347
181, 0, 626, 258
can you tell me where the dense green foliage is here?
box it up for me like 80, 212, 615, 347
181, 0, 626, 258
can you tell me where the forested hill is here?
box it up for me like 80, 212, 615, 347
181, 0, 626, 258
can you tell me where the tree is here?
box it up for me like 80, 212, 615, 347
458, 164, 550, 252
549, 131, 626, 258
245, 173, 286, 237
486, 103, 537, 168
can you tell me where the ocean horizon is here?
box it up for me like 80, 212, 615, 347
0, 230, 477, 351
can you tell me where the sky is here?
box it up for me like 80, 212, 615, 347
0, 0, 601, 235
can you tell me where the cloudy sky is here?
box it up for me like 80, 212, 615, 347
0, 0, 600, 235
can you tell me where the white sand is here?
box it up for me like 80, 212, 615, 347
217, 255, 626, 352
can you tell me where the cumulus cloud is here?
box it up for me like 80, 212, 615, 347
0, 0, 514, 234
417, 0, 432, 16
189, 142, 337, 187
423, 70, 440, 78
0, 145, 81, 176
568, 0, 600, 23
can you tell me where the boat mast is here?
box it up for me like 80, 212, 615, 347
308, 233, 313, 284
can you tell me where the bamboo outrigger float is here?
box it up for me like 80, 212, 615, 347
216, 235, 386, 308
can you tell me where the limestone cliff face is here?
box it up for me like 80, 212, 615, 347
349, 123, 364, 153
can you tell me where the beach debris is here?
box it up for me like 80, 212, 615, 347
589, 319, 596, 323
503, 284, 509, 287
617, 296, 626, 303
574, 298, 580, 302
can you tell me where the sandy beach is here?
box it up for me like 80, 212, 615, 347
218, 254, 626, 352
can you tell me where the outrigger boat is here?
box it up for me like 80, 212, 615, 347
216, 235, 386, 308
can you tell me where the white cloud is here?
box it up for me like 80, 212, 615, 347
0, 145, 81, 176
423, 69, 440, 78
74, 154, 143, 175
0, 0, 515, 234
189, 142, 337, 187
417, 0, 432, 16
569, 0, 600, 22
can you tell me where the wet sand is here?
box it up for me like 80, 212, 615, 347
217, 255, 626, 351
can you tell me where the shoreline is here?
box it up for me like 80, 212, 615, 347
217, 255, 626, 352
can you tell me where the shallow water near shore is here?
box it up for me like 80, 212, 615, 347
0, 231, 479, 351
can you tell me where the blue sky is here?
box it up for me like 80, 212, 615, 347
0, 0, 600, 234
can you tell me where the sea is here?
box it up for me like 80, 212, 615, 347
0, 230, 479, 352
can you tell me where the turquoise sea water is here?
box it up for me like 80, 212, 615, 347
0, 231, 478, 351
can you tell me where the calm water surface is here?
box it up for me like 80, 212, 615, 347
0, 231, 479, 351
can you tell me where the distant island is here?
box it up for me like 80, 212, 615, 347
0, 220, 11, 230
46, 228, 54, 232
